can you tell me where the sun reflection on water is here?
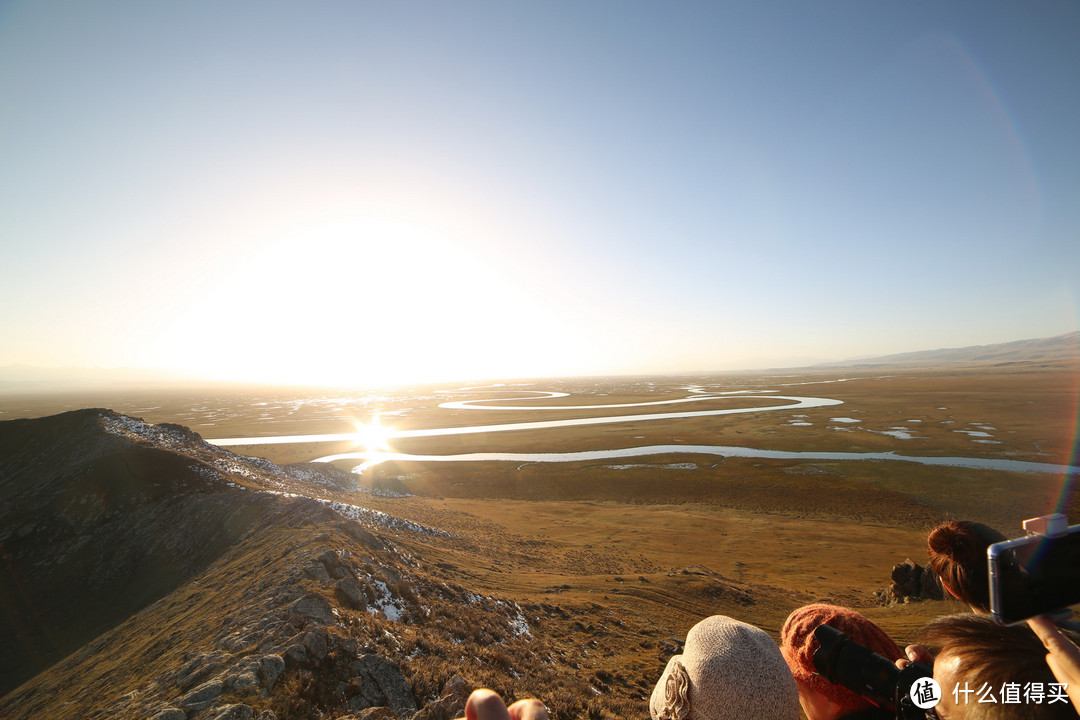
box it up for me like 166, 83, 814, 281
352, 414, 395, 450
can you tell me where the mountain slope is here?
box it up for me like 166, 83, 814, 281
1, 409, 711, 719
0, 409, 279, 693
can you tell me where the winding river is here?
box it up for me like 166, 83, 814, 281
207, 390, 1080, 476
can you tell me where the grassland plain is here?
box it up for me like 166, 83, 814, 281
198, 362, 1078, 616
1, 360, 1077, 717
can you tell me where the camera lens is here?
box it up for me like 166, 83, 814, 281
813, 625, 900, 710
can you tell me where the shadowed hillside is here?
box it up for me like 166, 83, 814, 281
4, 410, 805, 719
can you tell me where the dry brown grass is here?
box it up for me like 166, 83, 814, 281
2, 361, 1076, 718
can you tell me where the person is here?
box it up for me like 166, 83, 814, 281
1028, 616, 1080, 715
650, 614, 800, 720
455, 689, 548, 720
926, 520, 1007, 613
780, 603, 904, 720
918, 614, 1079, 720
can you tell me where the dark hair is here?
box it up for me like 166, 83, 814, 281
927, 520, 1007, 612
917, 614, 1080, 720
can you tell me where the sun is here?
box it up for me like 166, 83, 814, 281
351, 415, 396, 453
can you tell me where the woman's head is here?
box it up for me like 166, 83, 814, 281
780, 603, 903, 720
650, 615, 799, 720
927, 520, 1006, 612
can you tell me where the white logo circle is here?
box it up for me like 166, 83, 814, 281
910, 677, 942, 710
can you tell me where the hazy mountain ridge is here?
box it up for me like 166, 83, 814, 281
3, 332, 1077, 392
0, 410, 664, 719
0, 364, 188, 391
814, 331, 1080, 369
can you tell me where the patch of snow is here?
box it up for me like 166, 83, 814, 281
322, 500, 455, 538
250, 489, 453, 538
367, 579, 405, 621
830, 417, 861, 423
877, 428, 918, 440
459, 592, 531, 638
505, 603, 532, 638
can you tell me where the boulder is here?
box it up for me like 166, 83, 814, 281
344, 654, 417, 718
920, 565, 944, 600
317, 548, 341, 570
881, 558, 944, 604
341, 520, 384, 550
304, 562, 331, 583
258, 654, 286, 689
337, 576, 368, 610
289, 593, 335, 624
284, 643, 308, 667
179, 678, 225, 711
302, 628, 329, 661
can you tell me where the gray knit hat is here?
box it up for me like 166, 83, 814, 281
649, 615, 800, 720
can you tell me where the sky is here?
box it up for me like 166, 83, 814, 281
1, 1, 1078, 388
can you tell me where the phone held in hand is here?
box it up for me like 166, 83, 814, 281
988, 514, 1080, 625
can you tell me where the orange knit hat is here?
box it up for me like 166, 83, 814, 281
780, 604, 904, 712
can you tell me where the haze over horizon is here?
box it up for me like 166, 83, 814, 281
2, 2, 1078, 388
1, 330, 1077, 393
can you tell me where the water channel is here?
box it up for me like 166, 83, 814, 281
206, 391, 1080, 476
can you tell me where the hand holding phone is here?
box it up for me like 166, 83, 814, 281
1028, 616, 1080, 713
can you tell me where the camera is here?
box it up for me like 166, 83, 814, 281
988, 513, 1080, 625
813, 624, 932, 720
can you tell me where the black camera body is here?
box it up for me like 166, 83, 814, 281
813, 624, 932, 720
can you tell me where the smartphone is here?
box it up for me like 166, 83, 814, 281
988, 524, 1080, 625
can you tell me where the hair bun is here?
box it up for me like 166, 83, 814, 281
931, 524, 971, 560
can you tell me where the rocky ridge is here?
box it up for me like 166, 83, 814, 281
1, 408, 912, 720
0, 410, 590, 720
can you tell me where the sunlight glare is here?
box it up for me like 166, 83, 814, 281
352, 415, 396, 453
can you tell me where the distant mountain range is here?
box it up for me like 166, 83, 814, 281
811, 331, 1079, 369
2, 332, 1077, 391
0, 364, 186, 391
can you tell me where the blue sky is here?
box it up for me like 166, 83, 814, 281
1, 1, 1077, 386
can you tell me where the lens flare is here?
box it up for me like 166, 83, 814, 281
352, 415, 395, 454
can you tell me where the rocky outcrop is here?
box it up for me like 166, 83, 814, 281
876, 558, 944, 605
